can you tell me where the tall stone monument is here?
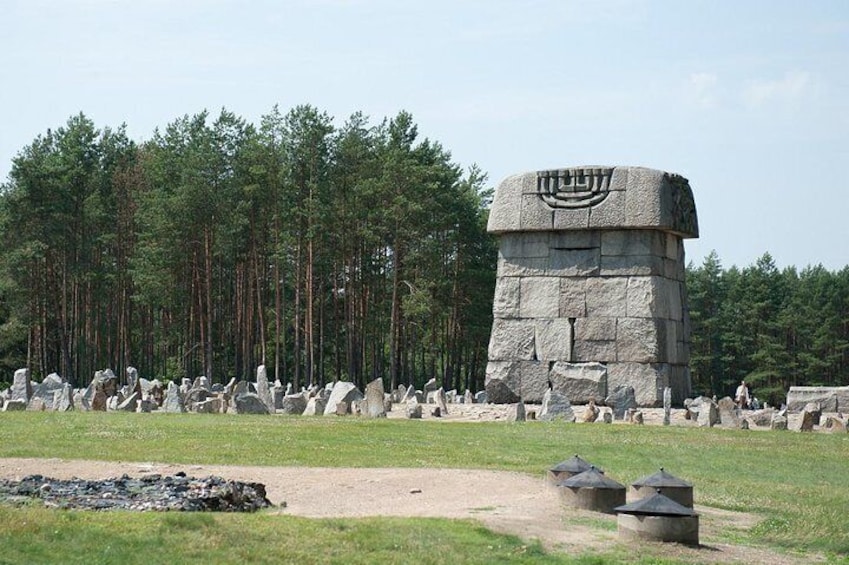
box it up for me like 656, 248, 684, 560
485, 166, 698, 406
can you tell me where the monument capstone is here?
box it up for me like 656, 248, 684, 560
485, 166, 698, 407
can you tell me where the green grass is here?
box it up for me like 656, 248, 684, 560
1, 412, 848, 563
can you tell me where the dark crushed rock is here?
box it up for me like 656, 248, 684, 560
0, 473, 272, 512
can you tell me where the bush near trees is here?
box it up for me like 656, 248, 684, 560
1, 110, 846, 400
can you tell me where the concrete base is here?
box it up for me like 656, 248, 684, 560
617, 514, 699, 545
558, 487, 625, 514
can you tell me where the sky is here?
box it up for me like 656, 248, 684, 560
1, 0, 847, 270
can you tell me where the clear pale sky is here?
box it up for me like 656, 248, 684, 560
2, 0, 847, 270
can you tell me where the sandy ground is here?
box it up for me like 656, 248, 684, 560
0, 456, 823, 564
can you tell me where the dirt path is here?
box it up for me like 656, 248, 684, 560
0, 457, 822, 564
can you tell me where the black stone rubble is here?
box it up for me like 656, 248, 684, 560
0, 473, 272, 512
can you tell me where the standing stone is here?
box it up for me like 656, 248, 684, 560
802, 402, 822, 426
162, 382, 185, 413
323, 381, 363, 416
513, 402, 526, 422
10, 368, 32, 402
234, 392, 271, 414
363, 378, 387, 418
662, 386, 672, 426
393, 384, 408, 403
823, 416, 847, 433
632, 410, 644, 425
406, 400, 423, 419
697, 399, 719, 427
74, 390, 88, 411
53, 384, 74, 412
485, 167, 698, 406
434, 388, 449, 416
117, 392, 139, 412
474, 391, 488, 404
255, 365, 274, 413
280, 393, 308, 415
717, 396, 741, 428
604, 385, 637, 421
335, 401, 349, 416
302, 396, 327, 416
771, 414, 788, 431
424, 378, 439, 393
464, 389, 474, 404
91, 385, 108, 412
26, 397, 47, 411
798, 409, 817, 432
401, 386, 418, 403
126, 366, 139, 391
539, 390, 575, 422
3, 399, 26, 411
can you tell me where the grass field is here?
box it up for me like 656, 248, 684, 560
0, 412, 847, 564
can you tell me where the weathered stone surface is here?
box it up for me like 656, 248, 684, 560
423, 378, 439, 392
162, 381, 185, 413
520, 277, 561, 318
605, 385, 637, 420
474, 391, 488, 404
607, 363, 670, 407
802, 402, 822, 426
697, 399, 719, 428
585, 278, 628, 317
11, 368, 31, 402
29, 373, 65, 409
302, 396, 327, 416
786, 386, 849, 412
3, 399, 26, 411
798, 409, 817, 432
234, 393, 270, 415
771, 414, 788, 431
581, 401, 599, 423
280, 393, 307, 415
406, 400, 423, 419
26, 397, 46, 411
488, 319, 535, 361
53, 384, 74, 412
255, 365, 274, 413
746, 408, 775, 427
126, 366, 139, 390
484, 360, 549, 403
538, 390, 575, 422
717, 396, 741, 428
549, 362, 607, 404
196, 397, 224, 414
117, 392, 139, 412
534, 318, 573, 361
323, 381, 363, 416
434, 388, 448, 416
513, 402, 526, 422
823, 416, 847, 433
363, 378, 387, 418
663, 387, 672, 426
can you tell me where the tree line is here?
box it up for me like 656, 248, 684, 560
1, 109, 847, 401
0, 108, 496, 392
687, 251, 849, 405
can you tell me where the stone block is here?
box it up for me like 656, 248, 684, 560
626, 276, 668, 319
550, 231, 600, 249
616, 318, 664, 363
500, 233, 549, 259
488, 319, 536, 361
519, 277, 561, 318
585, 278, 628, 317
549, 248, 600, 276
484, 360, 549, 403
600, 254, 666, 277
497, 255, 548, 277
552, 207, 589, 229
574, 317, 616, 341
600, 230, 667, 258
588, 188, 626, 227
786, 386, 849, 412
549, 362, 607, 404
520, 193, 554, 230
486, 174, 524, 233
534, 318, 573, 361
607, 363, 670, 407
492, 277, 520, 318
573, 340, 617, 363
560, 278, 587, 318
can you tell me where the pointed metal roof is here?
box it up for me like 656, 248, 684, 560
550, 454, 600, 475
631, 468, 692, 488
558, 466, 624, 490
614, 490, 697, 517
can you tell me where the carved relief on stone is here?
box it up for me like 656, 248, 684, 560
537, 167, 614, 209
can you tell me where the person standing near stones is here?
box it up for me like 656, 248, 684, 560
735, 380, 750, 409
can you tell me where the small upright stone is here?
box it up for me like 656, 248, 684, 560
662, 386, 672, 426
539, 390, 575, 422
323, 381, 363, 416
280, 393, 307, 415
424, 378, 439, 392
605, 385, 637, 421
798, 409, 816, 432
363, 378, 387, 418
771, 413, 788, 431
255, 365, 274, 413
581, 400, 600, 423
513, 401, 526, 422
406, 401, 423, 419
697, 399, 719, 427
11, 368, 32, 402
717, 396, 740, 428
435, 388, 449, 416
464, 389, 474, 404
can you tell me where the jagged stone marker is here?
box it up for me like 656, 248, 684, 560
485, 167, 698, 406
